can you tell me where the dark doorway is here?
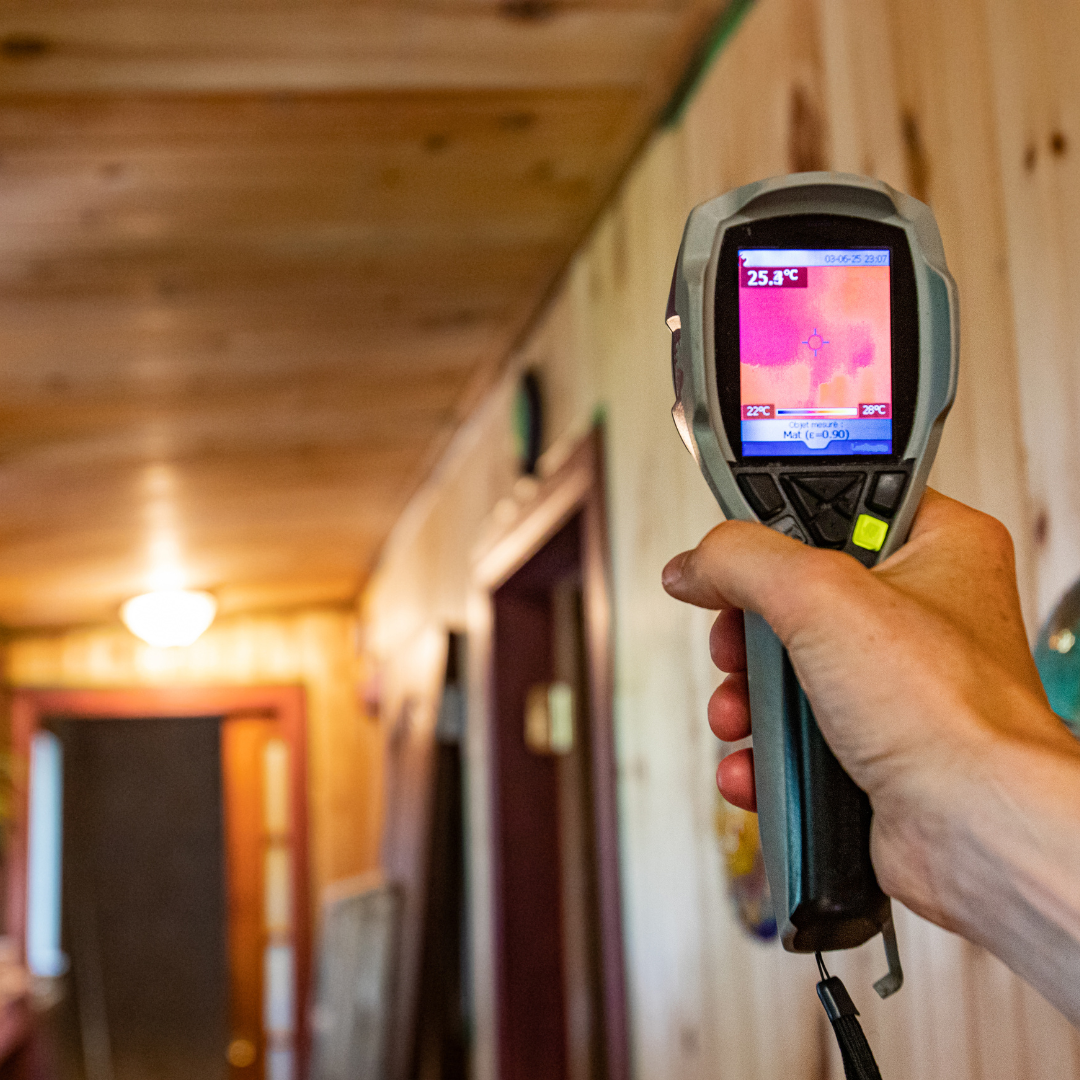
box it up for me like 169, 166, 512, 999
491, 511, 609, 1080
409, 633, 469, 1080
474, 430, 627, 1080
55, 716, 229, 1080
12, 687, 311, 1080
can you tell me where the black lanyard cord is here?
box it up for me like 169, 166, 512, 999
816, 952, 884, 1080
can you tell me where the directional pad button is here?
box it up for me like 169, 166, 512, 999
782, 474, 866, 548
833, 482, 862, 519
813, 507, 853, 546
792, 474, 862, 502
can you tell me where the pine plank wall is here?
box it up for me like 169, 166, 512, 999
361, 0, 1080, 1077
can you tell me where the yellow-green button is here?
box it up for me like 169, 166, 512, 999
852, 513, 888, 551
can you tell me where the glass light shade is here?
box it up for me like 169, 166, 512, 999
120, 589, 217, 648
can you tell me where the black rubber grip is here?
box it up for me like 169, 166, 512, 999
781, 651, 890, 952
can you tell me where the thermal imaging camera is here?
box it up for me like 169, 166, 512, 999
667, 173, 958, 995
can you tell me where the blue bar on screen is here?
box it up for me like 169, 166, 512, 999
739, 249, 890, 267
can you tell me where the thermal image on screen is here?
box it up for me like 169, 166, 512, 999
738, 249, 892, 456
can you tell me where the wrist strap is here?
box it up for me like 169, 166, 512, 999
816, 953, 884, 1080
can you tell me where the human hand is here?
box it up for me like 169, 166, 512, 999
660, 490, 1080, 947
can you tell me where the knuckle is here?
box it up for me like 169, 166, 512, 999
970, 510, 1016, 568
951, 502, 1014, 557
703, 517, 754, 548
986, 516, 1016, 559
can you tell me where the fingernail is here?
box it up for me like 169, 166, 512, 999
662, 551, 689, 590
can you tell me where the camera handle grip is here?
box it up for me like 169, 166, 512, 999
744, 611, 899, 976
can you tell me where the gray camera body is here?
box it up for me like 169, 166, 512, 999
667, 172, 958, 992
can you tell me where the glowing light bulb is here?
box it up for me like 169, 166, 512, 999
120, 590, 217, 648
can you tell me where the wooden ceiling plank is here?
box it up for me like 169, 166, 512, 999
0, 329, 497, 389
0, 88, 639, 149
0, 154, 614, 221
0, 92, 641, 269
0, 8, 677, 92
0, 252, 561, 314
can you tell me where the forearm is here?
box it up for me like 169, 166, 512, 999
872, 718, 1080, 1025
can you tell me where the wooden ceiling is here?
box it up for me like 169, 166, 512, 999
0, 1, 729, 629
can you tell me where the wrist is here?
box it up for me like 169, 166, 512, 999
869, 690, 1061, 905
869, 703, 1080, 1023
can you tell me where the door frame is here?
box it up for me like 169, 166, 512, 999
468, 427, 628, 1080
7, 684, 312, 1071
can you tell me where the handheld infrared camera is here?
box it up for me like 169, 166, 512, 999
667, 173, 958, 995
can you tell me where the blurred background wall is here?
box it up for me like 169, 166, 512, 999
361, 0, 1080, 1078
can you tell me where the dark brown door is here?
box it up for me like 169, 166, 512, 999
491, 514, 607, 1080
57, 716, 229, 1080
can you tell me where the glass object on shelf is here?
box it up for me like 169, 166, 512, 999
1035, 578, 1080, 739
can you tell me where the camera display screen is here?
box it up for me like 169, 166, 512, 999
737, 248, 892, 456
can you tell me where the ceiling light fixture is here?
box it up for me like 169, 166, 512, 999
120, 589, 217, 648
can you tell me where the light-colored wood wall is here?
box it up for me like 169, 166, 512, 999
361, 0, 1080, 1076
1, 607, 383, 914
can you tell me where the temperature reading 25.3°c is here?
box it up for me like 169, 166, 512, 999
740, 265, 808, 288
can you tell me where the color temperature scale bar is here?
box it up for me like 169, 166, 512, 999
777, 408, 858, 418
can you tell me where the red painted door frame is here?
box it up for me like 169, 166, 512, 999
7, 684, 312, 1073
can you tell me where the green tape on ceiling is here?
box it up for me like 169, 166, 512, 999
659, 0, 756, 130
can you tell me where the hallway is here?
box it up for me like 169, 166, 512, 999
0, 0, 1079, 1078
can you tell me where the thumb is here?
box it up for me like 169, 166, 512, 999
662, 519, 858, 640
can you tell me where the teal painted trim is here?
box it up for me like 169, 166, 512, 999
659, 0, 755, 130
